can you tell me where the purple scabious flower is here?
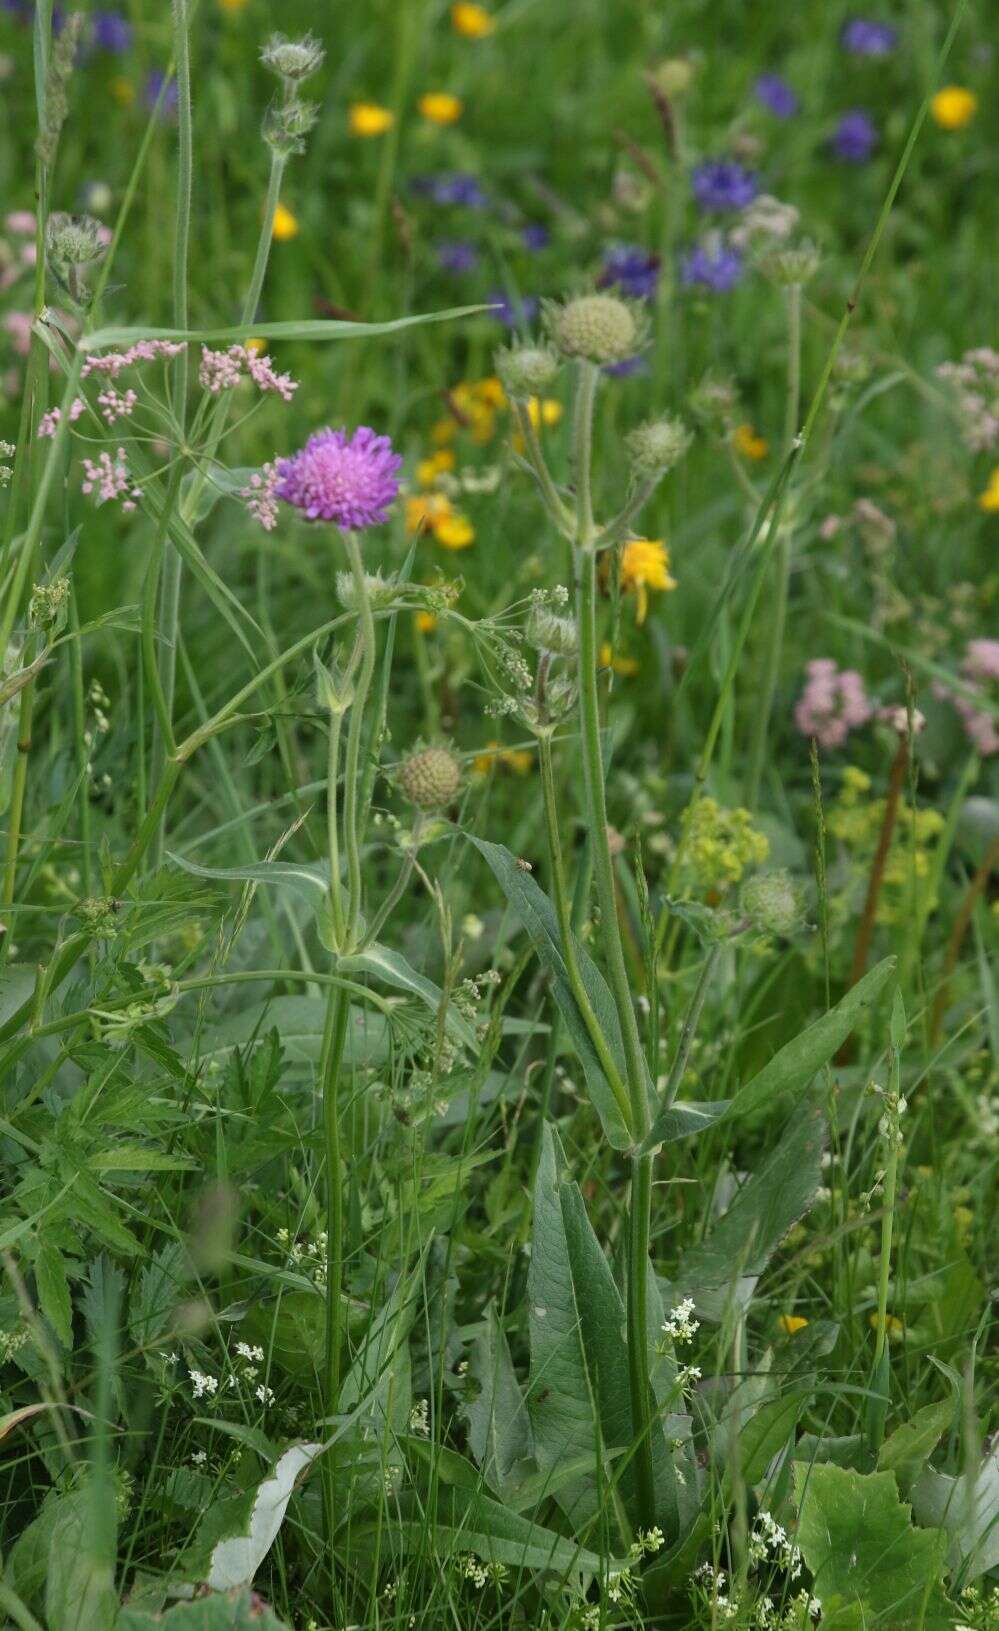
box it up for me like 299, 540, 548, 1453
275, 427, 402, 529
488, 289, 539, 327
840, 17, 898, 55
830, 109, 877, 162
692, 160, 759, 212
145, 69, 179, 118
436, 239, 479, 273
93, 10, 132, 50
681, 240, 744, 292
600, 244, 660, 301
602, 355, 649, 378
521, 223, 550, 251
411, 172, 488, 208
754, 73, 798, 118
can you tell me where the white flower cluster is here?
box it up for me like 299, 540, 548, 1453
748, 1510, 803, 1579
661, 1296, 700, 1344
409, 1398, 430, 1436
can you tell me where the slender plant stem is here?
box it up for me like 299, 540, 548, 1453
659, 942, 721, 1111
326, 711, 347, 950
321, 985, 350, 1408
848, 739, 908, 991
929, 834, 999, 1046
341, 533, 377, 949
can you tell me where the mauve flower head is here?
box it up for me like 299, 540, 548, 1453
145, 69, 179, 118
411, 172, 487, 208
692, 159, 759, 212
841, 17, 898, 55
603, 354, 649, 379
794, 658, 872, 748
830, 109, 877, 161
488, 289, 539, 328
681, 238, 744, 292
600, 243, 660, 301
521, 224, 550, 252
275, 426, 402, 529
436, 238, 479, 273
92, 10, 132, 51
754, 73, 798, 118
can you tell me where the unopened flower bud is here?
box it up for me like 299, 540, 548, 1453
336, 569, 400, 613
263, 97, 320, 157
496, 342, 561, 400
878, 704, 926, 737
762, 238, 821, 288
260, 32, 325, 84
740, 869, 804, 938
689, 372, 739, 427
397, 744, 464, 811
626, 415, 692, 478
649, 57, 696, 98
526, 604, 578, 657
29, 576, 70, 635
46, 212, 108, 307
313, 647, 354, 716
546, 293, 645, 365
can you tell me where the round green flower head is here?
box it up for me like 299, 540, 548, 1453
526, 604, 578, 657
496, 342, 561, 400
626, 415, 692, 478
740, 868, 804, 938
547, 293, 641, 365
397, 744, 463, 811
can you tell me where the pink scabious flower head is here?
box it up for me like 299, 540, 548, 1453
965, 639, 999, 683
274, 425, 402, 529
794, 657, 873, 749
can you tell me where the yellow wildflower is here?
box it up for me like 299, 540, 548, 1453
218, 0, 248, 11
406, 493, 452, 535
418, 92, 464, 125
978, 467, 999, 512
349, 102, 394, 138
431, 416, 459, 446
415, 611, 438, 634
599, 643, 640, 678
473, 741, 533, 776
930, 86, 977, 130
619, 538, 677, 625
474, 377, 507, 408
733, 422, 769, 460
434, 512, 476, 550
778, 1314, 809, 1335
245, 337, 266, 356
271, 203, 299, 241
417, 449, 456, 487
869, 1313, 904, 1339
110, 76, 135, 106
526, 397, 563, 429
451, 2, 495, 37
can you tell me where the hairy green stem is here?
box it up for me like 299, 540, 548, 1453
342, 533, 377, 949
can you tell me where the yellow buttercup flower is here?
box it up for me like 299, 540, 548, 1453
218, 0, 248, 12
349, 102, 394, 138
733, 422, 769, 460
619, 538, 677, 625
930, 86, 977, 129
415, 611, 438, 634
417, 449, 457, 487
406, 493, 452, 535
434, 512, 476, 550
418, 92, 464, 125
245, 337, 266, 356
451, 2, 495, 37
869, 1313, 904, 1339
473, 741, 533, 776
978, 467, 999, 512
778, 1314, 809, 1335
599, 644, 640, 677
271, 203, 299, 241
110, 76, 135, 106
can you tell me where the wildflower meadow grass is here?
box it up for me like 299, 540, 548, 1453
0, 2, 996, 1628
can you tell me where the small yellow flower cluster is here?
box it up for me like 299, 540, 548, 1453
978, 467, 999, 512
617, 538, 677, 625
733, 422, 769, 460
270, 202, 299, 241
682, 798, 770, 893
930, 85, 977, 129
473, 741, 534, 777
600, 643, 640, 678
348, 88, 465, 138
829, 766, 945, 924
451, 2, 495, 38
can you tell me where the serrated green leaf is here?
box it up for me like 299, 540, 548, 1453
88, 1145, 198, 1173
878, 1398, 955, 1492
794, 1463, 952, 1629
34, 1238, 72, 1347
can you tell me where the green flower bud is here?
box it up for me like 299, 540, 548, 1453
46, 212, 107, 307
762, 238, 821, 288
28, 575, 70, 635
336, 569, 401, 613
313, 647, 354, 716
626, 415, 692, 478
260, 32, 325, 84
649, 57, 696, 98
397, 744, 463, 811
495, 342, 561, 400
263, 97, 320, 158
689, 372, 739, 427
546, 293, 644, 365
739, 869, 804, 938
526, 603, 578, 657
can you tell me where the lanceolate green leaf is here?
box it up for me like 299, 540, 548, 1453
338, 941, 477, 1050
82, 305, 491, 351
464, 1301, 534, 1501
468, 835, 639, 1149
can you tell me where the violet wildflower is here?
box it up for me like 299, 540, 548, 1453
840, 18, 898, 56
600, 244, 660, 301
794, 658, 873, 748
603, 355, 649, 378
830, 109, 877, 162
691, 159, 758, 212
275, 426, 402, 528
754, 73, 798, 118
521, 223, 550, 251
488, 289, 539, 328
681, 239, 744, 292
144, 69, 179, 118
411, 172, 487, 208
38, 399, 85, 437
81, 448, 142, 512
436, 239, 479, 273
92, 10, 132, 51
240, 462, 281, 532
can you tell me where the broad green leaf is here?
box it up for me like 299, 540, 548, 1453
464, 1301, 534, 1501
468, 835, 639, 1149
738, 1390, 812, 1486
0, 964, 36, 1030
338, 940, 477, 1050
206, 1442, 323, 1589
670, 1101, 826, 1316
794, 1463, 952, 1629
118, 1588, 291, 1628
45, 1486, 118, 1631
34, 1238, 73, 1347
171, 851, 330, 907
911, 1449, 999, 1583
639, 1097, 733, 1156
82, 305, 490, 351
194, 996, 390, 1070
725, 958, 896, 1122
878, 1398, 955, 1492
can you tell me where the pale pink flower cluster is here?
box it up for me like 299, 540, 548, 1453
1, 212, 36, 292
239, 461, 280, 531
96, 385, 137, 425
936, 639, 999, 757
935, 348, 999, 453
198, 344, 298, 402
38, 398, 86, 438
794, 658, 873, 748
81, 448, 143, 513
80, 339, 186, 380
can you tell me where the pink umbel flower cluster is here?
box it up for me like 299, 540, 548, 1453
198, 344, 298, 402
96, 385, 137, 425
81, 339, 186, 380
239, 461, 281, 531
81, 448, 143, 512
936, 639, 999, 757
794, 658, 873, 748
274, 425, 402, 528
38, 398, 86, 438
935, 348, 999, 453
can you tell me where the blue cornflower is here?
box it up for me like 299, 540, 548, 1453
145, 69, 179, 117
411, 173, 488, 208
488, 289, 539, 327
92, 10, 132, 50
603, 355, 649, 378
600, 244, 660, 301
436, 239, 480, 273
681, 240, 744, 293
840, 18, 898, 55
830, 109, 877, 161
692, 160, 759, 212
521, 223, 550, 251
754, 73, 798, 118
